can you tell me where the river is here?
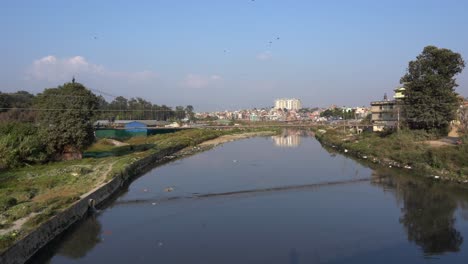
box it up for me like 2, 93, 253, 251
30, 129, 468, 263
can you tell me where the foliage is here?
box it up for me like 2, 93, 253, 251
0, 91, 36, 122
0, 122, 47, 170
96, 95, 194, 121
185, 105, 195, 120
316, 127, 468, 178
35, 82, 99, 158
401, 46, 465, 133
459, 106, 468, 134
320, 107, 356, 119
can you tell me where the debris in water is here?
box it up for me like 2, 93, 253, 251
233, 160, 238, 163
152, 202, 157, 206
344, 149, 348, 153
164, 187, 174, 192
158, 242, 163, 247
142, 188, 148, 192
434, 175, 440, 179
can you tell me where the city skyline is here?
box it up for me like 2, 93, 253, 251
1, 1, 468, 111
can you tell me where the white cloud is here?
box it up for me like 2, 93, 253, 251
27, 55, 157, 82
256, 51, 273, 61
182, 73, 222, 88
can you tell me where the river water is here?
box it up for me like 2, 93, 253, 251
31, 130, 468, 263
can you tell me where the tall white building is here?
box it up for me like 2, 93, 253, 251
274, 98, 302, 110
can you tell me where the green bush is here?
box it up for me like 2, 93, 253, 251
0, 122, 48, 170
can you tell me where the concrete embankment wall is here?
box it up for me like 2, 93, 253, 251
0, 147, 181, 264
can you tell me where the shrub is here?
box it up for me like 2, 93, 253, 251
0, 122, 47, 170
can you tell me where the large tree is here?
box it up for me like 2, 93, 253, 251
400, 46, 465, 133
35, 82, 99, 159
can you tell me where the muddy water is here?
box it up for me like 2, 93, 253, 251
32, 130, 468, 263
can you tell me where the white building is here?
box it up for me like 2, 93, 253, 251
274, 98, 302, 110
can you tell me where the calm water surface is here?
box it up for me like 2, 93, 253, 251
32, 130, 468, 263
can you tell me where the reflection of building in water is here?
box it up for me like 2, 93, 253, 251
272, 135, 301, 147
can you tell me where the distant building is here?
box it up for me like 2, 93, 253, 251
274, 98, 302, 110
354, 107, 369, 119
370, 88, 405, 132
393, 87, 405, 100
250, 113, 260, 122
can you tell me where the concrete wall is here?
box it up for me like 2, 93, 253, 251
0, 147, 181, 264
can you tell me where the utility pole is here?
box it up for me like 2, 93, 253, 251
343, 110, 346, 134
397, 106, 400, 133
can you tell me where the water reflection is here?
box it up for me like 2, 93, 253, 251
372, 172, 464, 255
271, 129, 314, 148
56, 215, 102, 259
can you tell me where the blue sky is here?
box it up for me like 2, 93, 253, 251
1, 0, 467, 111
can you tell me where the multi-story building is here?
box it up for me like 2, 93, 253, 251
274, 98, 302, 110
371, 89, 404, 132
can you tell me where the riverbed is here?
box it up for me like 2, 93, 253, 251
30, 129, 468, 263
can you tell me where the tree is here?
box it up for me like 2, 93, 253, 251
175, 106, 186, 120
0, 92, 9, 113
0, 91, 37, 122
185, 105, 195, 120
0, 122, 47, 170
35, 82, 99, 159
400, 46, 465, 133
460, 106, 468, 134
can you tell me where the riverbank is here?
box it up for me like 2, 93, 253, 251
0, 128, 278, 262
315, 126, 468, 182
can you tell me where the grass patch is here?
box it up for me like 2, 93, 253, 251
316, 127, 468, 178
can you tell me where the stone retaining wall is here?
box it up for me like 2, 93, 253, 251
0, 147, 180, 264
